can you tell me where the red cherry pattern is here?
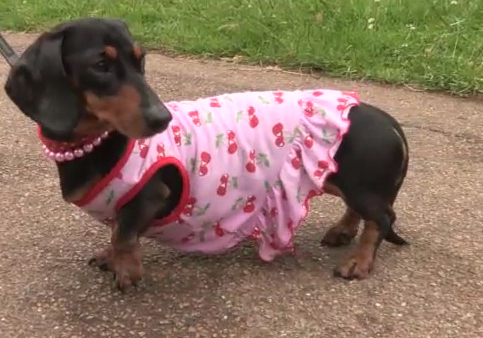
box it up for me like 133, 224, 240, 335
183, 197, 197, 216
216, 174, 229, 196
251, 227, 261, 239
243, 195, 256, 213
304, 101, 314, 117
188, 110, 201, 126
172, 125, 182, 146
227, 130, 238, 154
210, 98, 221, 108
273, 91, 284, 104
272, 122, 285, 147
247, 106, 259, 128
291, 150, 302, 169
314, 160, 329, 178
156, 143, 165, 158
214, 221, 224, 237
245, 150, 257, 173
199, 151, 211, 176
304, 134, 314, 148
137, 139, 149, 158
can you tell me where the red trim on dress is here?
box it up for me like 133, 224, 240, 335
115, 156, 191, 227
74, 140, 136, 207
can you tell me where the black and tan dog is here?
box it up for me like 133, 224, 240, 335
4, 18, 409, 291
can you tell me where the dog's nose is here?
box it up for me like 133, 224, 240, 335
148, 114, 171, 132
145, 106, 172, 133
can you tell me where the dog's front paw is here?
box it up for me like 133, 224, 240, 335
111, 247, 143, 292
88, 246, 114, 272
333, 252, 373, 280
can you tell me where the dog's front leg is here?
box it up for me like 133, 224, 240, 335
89, 205, 150, 291
110, 214, 145, 291
89, 174, 171, 292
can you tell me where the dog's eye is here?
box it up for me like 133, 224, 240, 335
94, 59, 110, 72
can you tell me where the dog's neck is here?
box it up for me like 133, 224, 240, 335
39, 127, 130, 202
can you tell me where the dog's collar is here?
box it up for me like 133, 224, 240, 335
38, 126, 110, 162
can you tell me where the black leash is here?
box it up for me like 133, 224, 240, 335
0, 32, 18, 67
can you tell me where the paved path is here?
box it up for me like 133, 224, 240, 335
0, 33, 482, 338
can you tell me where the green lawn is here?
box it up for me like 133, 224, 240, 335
1, 0, 482, 96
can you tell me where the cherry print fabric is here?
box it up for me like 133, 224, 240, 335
74, 89, 359, 261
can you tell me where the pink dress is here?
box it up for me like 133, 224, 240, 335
72, 89, 359, 261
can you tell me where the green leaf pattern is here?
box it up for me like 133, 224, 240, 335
215, 133, 224, 148
231, 197, 245, 211
257, 95, 270, 104
190, 157, 197, 173
236, 110, 244, 123
204, 112, 213, 124
256, 153, 270, 167
184, 133, 192, 146
105, 190, 115, 205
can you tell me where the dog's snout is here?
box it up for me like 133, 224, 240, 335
148, 114, 171, 132
145, 105, 172, 134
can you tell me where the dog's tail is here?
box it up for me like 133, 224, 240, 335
385, 227, 409, 245
381, 207, 409, 245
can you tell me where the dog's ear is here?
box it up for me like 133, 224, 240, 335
4, 27, 80, 137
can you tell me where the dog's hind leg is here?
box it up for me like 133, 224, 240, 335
321, 102, 409, 279
333, 195, 397, 280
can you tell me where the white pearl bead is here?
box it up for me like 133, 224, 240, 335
65, 151, 74, 161
84, 144, 94, 153
55, 153, 65, 162
74, 149, 84, 158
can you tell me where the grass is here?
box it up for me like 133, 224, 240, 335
1, 0, 482, 96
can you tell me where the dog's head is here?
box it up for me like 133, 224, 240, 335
4, 17, 172, 140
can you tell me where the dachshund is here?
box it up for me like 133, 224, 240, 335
4, 17, 409, 292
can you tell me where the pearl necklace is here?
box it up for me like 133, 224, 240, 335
40, 130, 110, 162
